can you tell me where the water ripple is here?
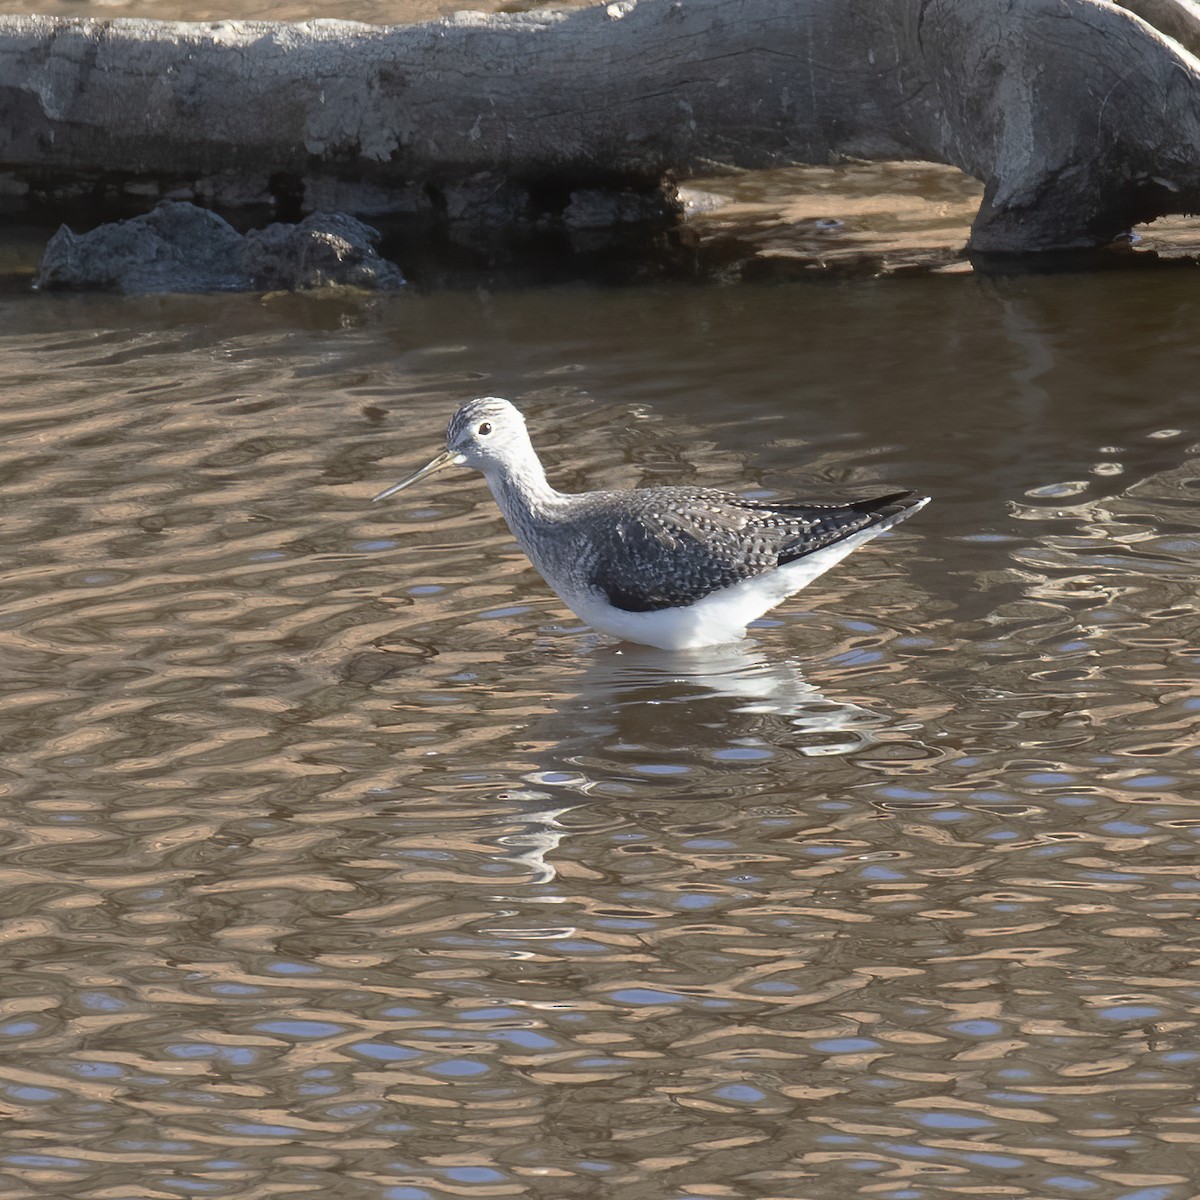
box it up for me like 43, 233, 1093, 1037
1, 281, 1199, 1198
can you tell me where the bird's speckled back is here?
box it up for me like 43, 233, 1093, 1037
512, 485, 918, 613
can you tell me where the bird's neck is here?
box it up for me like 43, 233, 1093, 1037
485, 454, 564, 526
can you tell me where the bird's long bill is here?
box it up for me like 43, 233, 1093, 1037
371, 449, 465, 502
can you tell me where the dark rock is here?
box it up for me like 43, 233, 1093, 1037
240, 212, 406, 291
33, 201, 406, 293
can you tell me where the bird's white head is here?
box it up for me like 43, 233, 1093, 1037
372, 396, 531, 502
444, 397, 529, 474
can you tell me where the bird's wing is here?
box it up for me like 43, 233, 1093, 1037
762, 491, 919, 566
583, 490, 899, 613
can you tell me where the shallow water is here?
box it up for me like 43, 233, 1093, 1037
1, 274, 1199, 1200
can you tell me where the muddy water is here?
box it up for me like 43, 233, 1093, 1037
1, 273, 1199, 1200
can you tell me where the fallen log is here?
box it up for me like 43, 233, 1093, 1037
2, 0, 1200, 252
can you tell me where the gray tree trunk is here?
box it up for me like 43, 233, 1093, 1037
2, 0, 1200, 252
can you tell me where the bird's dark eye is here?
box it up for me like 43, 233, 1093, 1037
478, 421, 493, 436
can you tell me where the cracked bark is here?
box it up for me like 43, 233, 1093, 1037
1, 0, 1200, 252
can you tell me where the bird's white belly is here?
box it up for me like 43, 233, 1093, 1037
555, 526, 891, 650
561, 582, 772, 649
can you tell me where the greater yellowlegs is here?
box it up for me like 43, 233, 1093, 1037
373, 398, 929, 650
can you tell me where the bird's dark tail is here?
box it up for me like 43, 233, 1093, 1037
850, 489, 925, 518
846, 489, 930, 536
777, 490, 929, 567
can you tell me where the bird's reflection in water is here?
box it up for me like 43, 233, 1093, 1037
576, 640, 890, 753
489, 638, 900, 885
